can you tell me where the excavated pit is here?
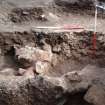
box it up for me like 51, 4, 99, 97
0, 0, 105, 105
0, 31, 98, 105
0, 30, 104, 105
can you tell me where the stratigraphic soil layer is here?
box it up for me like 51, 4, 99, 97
0, 0, 105, 105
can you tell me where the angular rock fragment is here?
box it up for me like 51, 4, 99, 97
15, 45, 53, 63
60, 71, 90, 93
36, 61, 51, 75
84, 85, 105, 105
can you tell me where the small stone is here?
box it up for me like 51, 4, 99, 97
62, 43, 71, 58
22, 11, 29, 15
36, 61, 50, 75
53, 45, 61, 53
64, 71, 82, 82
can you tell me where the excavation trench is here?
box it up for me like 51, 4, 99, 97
0, 30, 104, 105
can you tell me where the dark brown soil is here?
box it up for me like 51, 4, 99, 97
9, 7, 47, 23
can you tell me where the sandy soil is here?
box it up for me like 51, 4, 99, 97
0, 0, 105, 33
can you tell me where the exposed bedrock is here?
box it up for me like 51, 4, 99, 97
0, 0, 105, 105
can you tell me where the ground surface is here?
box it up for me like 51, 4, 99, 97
0, 0, 105, 33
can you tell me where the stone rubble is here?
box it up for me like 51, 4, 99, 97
15, 45, 53, 75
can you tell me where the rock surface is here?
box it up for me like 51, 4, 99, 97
0, 75, 64, 105
15, 45, 53, 75
15, 45, 52, 63
84, 84, 105, 105
0, 64, 104, 105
